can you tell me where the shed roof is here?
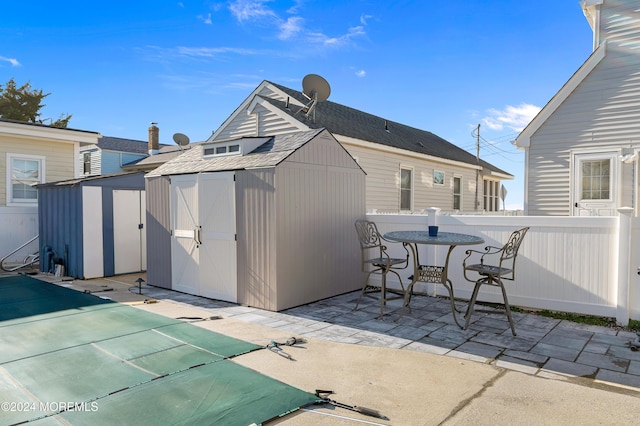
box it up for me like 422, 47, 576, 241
263, 81, 511, 177
147, 128, 326, 177
37, 171, 145, 187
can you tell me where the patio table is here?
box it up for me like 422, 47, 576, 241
383, 231, 484, 327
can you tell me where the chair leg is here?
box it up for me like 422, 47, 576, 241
464, 280, 483, 330
379, 269, 388, 318
353, 270, 376, 311
497, 279, 517, 336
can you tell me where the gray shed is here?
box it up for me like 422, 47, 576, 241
146, 128, 365, 311
37, 172, 147, 279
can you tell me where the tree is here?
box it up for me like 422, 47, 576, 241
0, 78, 72, 128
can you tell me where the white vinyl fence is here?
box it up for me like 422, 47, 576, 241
368, 208, 640, 324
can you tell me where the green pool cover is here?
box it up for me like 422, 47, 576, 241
0, 275, 320, 425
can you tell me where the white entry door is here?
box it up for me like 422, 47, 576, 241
113, 189, 146, 274
572, 152, 618, 216
170, 172, 237, 302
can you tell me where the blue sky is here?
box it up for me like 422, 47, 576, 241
1, 1, 594, 210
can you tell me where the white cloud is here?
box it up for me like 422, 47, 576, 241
198, 13, 212, 24
278, 16, 304, 40
176, 46, 259, 57
229, 0, 276, 22
355, 69, 366, 77
286, 0, 305, 14
0, 56, 20, 67
482, 103, 540, 132
308, 25, 366, 47
360, 14, 373, 25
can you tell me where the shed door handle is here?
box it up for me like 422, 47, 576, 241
194, 227, 202, 246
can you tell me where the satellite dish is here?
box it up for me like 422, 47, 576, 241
299, 74, 331, 119
302, 74, 331, 102
173, 132, 190, 146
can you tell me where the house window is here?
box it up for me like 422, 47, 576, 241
581, 159, 610, 200
229, 144, 240, 153
433, 170, 445, 185
83, 153, 91, 174
7, 153, 45, 204
453, 176, 462, 210
216, 146, 227, 155
483, 180, 499, 211
400, 167, 412, 211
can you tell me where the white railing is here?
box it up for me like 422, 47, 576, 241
368, 208, 639, 323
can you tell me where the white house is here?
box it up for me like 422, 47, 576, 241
210, 79, 512, 214
0, 118, 99, 264
515, 0, 640, 216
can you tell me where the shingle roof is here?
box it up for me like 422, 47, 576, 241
265, 81, 511, 176
97, 136, 170, 154
147, 129, 324, 177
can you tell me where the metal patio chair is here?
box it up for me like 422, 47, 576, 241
462, 227, 529, 336
353, 219, 409, 318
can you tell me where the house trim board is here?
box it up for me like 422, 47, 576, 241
0, 120, 99, 144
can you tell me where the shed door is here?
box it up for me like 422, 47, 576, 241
170, 172, 237, 302
113, 190, 146, 274
171, 175, 200, 295
198, 172, 237, 302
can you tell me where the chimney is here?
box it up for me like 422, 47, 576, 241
148, 122, 159, 155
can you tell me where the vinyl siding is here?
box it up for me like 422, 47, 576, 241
525, 0, 640, 216
80, 148, 101, 176
0, 137, 76, 207
341, 142, 479, 212
101, 151, 128, 174
527, 32, 640, 215
214, 112, 258, 140
256, 109, 302, 136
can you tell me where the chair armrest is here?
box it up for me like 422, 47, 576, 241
379, 238, 410, 270
463, 245, 502, 282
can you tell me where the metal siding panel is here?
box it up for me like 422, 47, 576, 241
38, 185, 85, 278
145, 176, 172, 289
